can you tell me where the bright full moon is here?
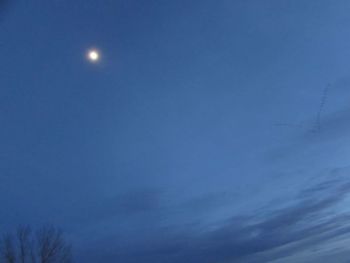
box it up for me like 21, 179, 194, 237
87, 49, 100, 62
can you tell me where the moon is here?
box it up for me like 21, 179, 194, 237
87, 49, 100, 62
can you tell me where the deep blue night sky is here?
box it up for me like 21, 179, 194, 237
2, 0, 350, 262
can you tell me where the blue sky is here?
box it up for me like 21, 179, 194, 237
2, 0, 350, 262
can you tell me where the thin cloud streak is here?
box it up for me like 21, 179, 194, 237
76, 171, 350, 263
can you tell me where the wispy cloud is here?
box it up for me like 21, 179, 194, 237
76, 169, 350, 263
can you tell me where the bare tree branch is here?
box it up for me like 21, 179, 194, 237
17, 226, 31, 263
0, 226, 72, 263
2, 235, 16, 263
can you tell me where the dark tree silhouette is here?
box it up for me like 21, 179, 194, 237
0, 226, 72, 263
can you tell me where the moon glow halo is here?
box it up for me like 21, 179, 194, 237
87, 49, 100, 62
